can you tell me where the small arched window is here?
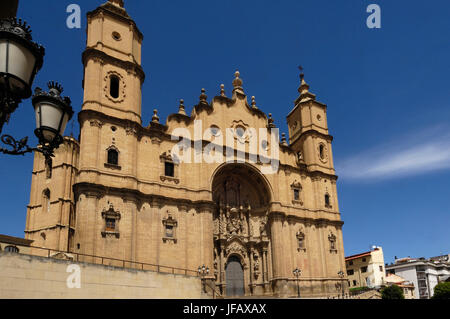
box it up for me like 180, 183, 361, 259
110, 75, 120, 99
325, 193, 331, 207
319, 144, 325, 160
4, 245, 19, 253
45, 158, 52, 179
43, 189, 51, 213
107, 148, 119, 165
293, 189, 300, 201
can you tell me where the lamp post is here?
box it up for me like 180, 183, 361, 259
338, 270, 345, 298
293, 268, 302, 298
0, 17, 73, 161
198, 264, 210, 293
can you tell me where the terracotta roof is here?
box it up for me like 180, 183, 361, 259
345, 249, 378, 261
385, 274, 415, 288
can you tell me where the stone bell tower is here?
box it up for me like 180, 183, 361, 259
286, 69, 335, 176
81, 0, 144, 124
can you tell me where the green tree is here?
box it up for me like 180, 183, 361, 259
432, 282, 450, 299
381, 284, 405, 299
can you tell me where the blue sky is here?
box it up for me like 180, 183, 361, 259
0, 0, 449, 264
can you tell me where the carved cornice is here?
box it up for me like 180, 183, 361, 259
32, 162, 79, 175
268, 211, 344, 228
82, 48, 145, 83
78, 109, 167, 138
73, 182, 215, 209
287, 99, 327, 119
309, 170, 338, 182
295, 129, 334, 144
24, 224, 70, 233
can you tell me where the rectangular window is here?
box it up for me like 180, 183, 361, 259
105, 218, 116, 231
361, 266, 368, 273
293, 189, 300, 201
107, 149, 119, 165
353, 280, 357, 286
379, 266, 383, 272
165, 162, 174, 177
349, 261, 353, 266
347, 269, 354, 276
362, 258, 366, 262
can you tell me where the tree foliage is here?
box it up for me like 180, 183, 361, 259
381, 284, 405, 299
432, 282, 450, 299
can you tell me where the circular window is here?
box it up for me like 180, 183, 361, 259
209, 126, 221, 137
235, 126, 246, 138
111, 126, 117, 132
261, 140, 269, 151
112, 32, 121, 41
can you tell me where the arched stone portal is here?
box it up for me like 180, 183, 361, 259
211, 163, 272, 296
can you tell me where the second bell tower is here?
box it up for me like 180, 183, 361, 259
81, 0, 145, 124
286, 69, 336, 176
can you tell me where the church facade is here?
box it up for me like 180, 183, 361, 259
24, 0, 348, 298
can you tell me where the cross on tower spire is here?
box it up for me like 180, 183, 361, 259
295, 65, 316, 104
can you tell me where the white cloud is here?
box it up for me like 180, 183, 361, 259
336, 125, 450, 181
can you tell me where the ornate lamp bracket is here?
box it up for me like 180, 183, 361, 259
0, 134, 59, 160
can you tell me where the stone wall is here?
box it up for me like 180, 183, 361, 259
0, 252, 207, 299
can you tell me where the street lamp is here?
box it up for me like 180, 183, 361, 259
0, 18, 44, 133
293, 267, 302, 298
338, 270, 345, 298
0, 17, 73, 161
32, 82, 73, 156
198, 265, 210, 293
198, 264, 210, 276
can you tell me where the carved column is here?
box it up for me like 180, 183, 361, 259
248, 245, 254, 293
199, 204, 214, 273
263, 248, 269, 288
269, 212, 287, 296
269, 213, 284, 279
219, 243, 225, 294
